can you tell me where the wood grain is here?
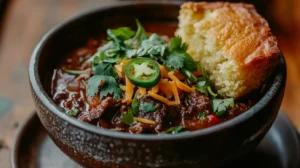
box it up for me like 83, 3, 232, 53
0, 0, 299, 167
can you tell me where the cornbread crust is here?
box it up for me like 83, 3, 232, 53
177, 2, 280, 98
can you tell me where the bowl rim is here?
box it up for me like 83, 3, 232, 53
29, 1, 286, 140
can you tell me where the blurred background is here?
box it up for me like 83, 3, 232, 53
0, 0, 299, 167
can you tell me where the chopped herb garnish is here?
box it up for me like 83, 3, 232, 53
109, 27, 135, 41
121, 110, 137, 125
126, 19, 148, 48
195, 79, 210, 96
126, 49, 138, 58
163, 51, 185, 70
166, 126, 184, 134
68, 108, 79, 117
93, 62, 118, 77
132, 94, 139, 115
139, 101, 156, 113
169, 36, 188, 53
197, 112, 207, 120
86, 75, 122, 100
162, 36, 197, 71
136, 34, 166, 57
90, 41, 122, 64
195, 63, 217, 97
212, 98, 234, 117
183, 54, 198, 72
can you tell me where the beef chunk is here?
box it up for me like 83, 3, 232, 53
134, 95, 167, 133
228, 101, 252, 119
89, 96, 114, 120
129, 122, 154, 134
183, 91, 211, 118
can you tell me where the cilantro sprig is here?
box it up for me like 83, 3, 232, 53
195, 63, 217, 97
197, 112, 207, 120
212, 98, 234, 117
93, 62, 118, 77
139, 101, 156, 113
162, 36, 197, 71
131, 94, 139, 115
87, 75, 122, 100
67, 108, 79, 117
121, 110, 137, 126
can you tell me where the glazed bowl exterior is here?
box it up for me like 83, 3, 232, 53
29, 2, 286, 168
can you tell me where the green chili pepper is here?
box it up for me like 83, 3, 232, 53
124, 58, 161, 88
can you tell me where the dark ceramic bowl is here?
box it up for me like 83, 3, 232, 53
29, 1, 286, 168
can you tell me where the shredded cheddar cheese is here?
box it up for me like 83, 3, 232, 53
138, 87, 146, 95
168, 72, 194, 93
159, 65, 169, 78
121, 59, 131, 72
158, 79, 173, 99
174, 72, 185, 80
149, 84, 159, 93
122, 77, 134, 103
170, 81, 180, 105
114, 64, 123, 77
137, 87, 146, 98
149, 92, 174, 106
134, 117, 155, 125
120, 85, 126, 91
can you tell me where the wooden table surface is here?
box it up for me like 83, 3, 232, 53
0, 0, 299, 167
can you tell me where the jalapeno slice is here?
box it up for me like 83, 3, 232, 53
124, 58, 161, 88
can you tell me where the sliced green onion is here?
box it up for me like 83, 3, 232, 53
63, 69, 90, 75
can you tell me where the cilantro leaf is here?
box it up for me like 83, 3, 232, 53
196, 86, 209, 96
126, 19, 148, 48
129, 34, 166, 58
137, 34, 166, 57
110, 27, 135, 41
162, 52, 185, 70
163, 36, 196, 71
86, 75, 122, 100
195, 64, 217, 97
166, 126, 184, 134
121, 110, 137, 125
169, 36, 188, 53
94, 62, 118, 77
107, 29, 122, 49
126, 49, 138, 58
132, 94, 139, 115
90, 41, 122, 64
139, 101, 156, 113
67, 108, 79, 117
183, 54, 198, 71
197, 112, 207, 120
212, 98, 234, 117
98, 77, 122, 100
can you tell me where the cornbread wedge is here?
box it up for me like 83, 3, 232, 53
176, 2, 280, 98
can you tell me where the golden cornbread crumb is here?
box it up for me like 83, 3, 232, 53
176, 2, 280, 98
